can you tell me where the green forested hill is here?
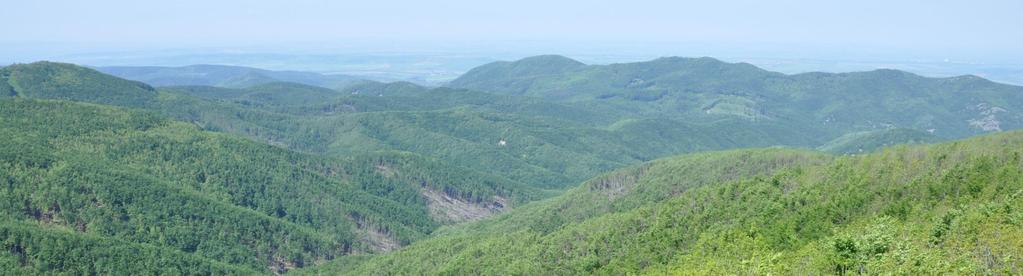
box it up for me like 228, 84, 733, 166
3, 61, 159, 106
6, 60, 1011, 189
0, 98, 543, 274
5, 62, 817, 188
5, 59, 1023, 274
4, 62, 614, 188
165, 82, 345, 108
450, 55, 1023, 139
303, 131, 1023, 275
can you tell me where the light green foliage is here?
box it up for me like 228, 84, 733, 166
313, 131, 1023, 275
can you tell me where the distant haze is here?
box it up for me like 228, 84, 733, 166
2, 1, 1020, 57
3, 0, 1022, 84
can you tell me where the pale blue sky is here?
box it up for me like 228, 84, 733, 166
3, 0, 1022, 62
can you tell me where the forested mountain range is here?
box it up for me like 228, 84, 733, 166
451, 55, 1023, 139
14, 59, 1019, 189
2, 56, 1022, 274
2, 62, 822, 188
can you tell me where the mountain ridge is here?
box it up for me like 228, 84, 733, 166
96, 64, 362, 89
449, 55, 1023, 139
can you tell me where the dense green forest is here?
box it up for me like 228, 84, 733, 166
0, 98, 542, 274
1, 62, 826, 188
3, 57, 1023, 274
13, 60, 1018, 189
300, 131, 1023, 275
451, 55, 1023, 139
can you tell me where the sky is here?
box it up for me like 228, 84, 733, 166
2, 0, 1022, 63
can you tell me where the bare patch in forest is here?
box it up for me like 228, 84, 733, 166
588, 167, 649, 199
421, 188, 508, 223
375, 164, 395, 178
350, 214, 401, 253
267, 255, 297, 275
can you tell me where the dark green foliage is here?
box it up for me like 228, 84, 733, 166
0, 69, 15, 97
2, 62, 157, 106
0, 220, 258, 275
0, 98, 540, 274
447, 55, 586, 94
334, 81, 628, 125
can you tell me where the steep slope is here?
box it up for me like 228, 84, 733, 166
450, 56, 1023, 139
96, 64, 361, 89
305, 131, 1023, 275
0, 98, 543, 274
817, 128, 943, 154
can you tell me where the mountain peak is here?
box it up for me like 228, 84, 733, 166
514, 55, 585, 67
448, 55, 587, 91
2, 61, 157, 105
645, 56, 765, 72
496, 55, 587, 75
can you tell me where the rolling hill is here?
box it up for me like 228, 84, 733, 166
4, 57, 1023, 275
301, 131, 1023, 275
0, 98, 545, 274
96, 64, 362, 89
3, 61, 158, 106
9, 60, 1021, 189
5, 62, 815, 188
450, 55, 1023, 139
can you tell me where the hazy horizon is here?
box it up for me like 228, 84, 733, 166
5, 0, 1022, 61
4, 0, 1023, 85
